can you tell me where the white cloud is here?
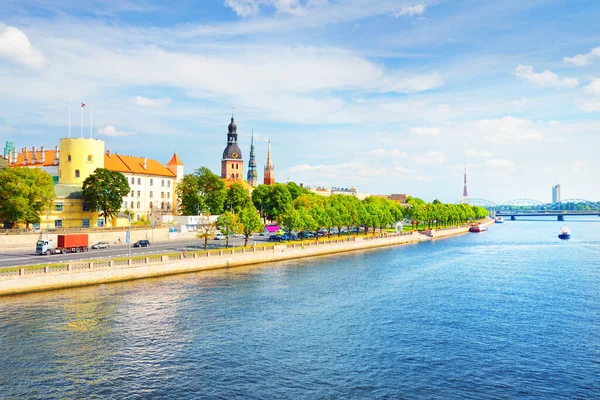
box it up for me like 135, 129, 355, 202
410, 126, 440, 136
134, 96, 172, 107
97, 125, 136, 137
225, 0, 261, 17
583, 77, 600, 95
477, 116, 543, 144
563, 47, 600, 66
487, 159, 514, 167
225, 0, 326, 17
367, 148, 408, 157
580, 100, 600, 113
413, 175, 431, 182
511, 98, 527, 106
394, 4, 426, 17
0, 26, 46, 69
571, 161, 585, 173
466, 149, 492, 158
412, 151, 445, 165
513, 65, 578, 88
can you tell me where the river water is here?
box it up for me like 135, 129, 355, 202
1, 219, 599, 399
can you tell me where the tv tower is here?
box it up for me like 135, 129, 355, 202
462, 157, 469, 203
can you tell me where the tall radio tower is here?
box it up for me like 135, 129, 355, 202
462, 158, 469, 204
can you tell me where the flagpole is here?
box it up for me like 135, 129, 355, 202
68, 106, 71, 138
90, 108, 93, 138
80, 103, 83, 138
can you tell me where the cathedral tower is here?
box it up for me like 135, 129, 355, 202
221, 115, 244, 180
247, 130, 258, 187
264, 139, 275, 185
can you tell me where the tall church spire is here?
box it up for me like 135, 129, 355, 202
264, 139, 275, 185
247, 129, 258, 187
221, 114, 243, 180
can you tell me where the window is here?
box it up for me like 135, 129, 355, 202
97, 219, 104, 228
67, 155, 71, 161
75, 169, 80, 178
137, 191, 140, 198
236, 164, 238, 169
131, 190, 134, 197
54, 202, 63, 212
232, 163, 234, 168
161, 192, 164, 199
167, 181, 171, 188
131, 177, 135, 185
150, 179, 153, 186
137, 202, 140, 209
123, 201, 127, 208
167, 192, 170, 198
149, 202, 153, 210
82, 219, 90, 228
87, 155, 93, 162
167, 202, 171, 210
137, 178, 141, 185
130, 202, 134, 209
150, 191, 153, 198
82, 202, 91, 212
161, 202, 164, 210
54, 220, 63, 228
161, 180, 164, 187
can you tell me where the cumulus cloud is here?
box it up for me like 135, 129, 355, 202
412, 151, 445, 165
367, 148, 408, 157
563, 47, 600, 66
513, 65, 578, 88
0, 26, 46, 69
583, 77, 600, 95
134, 96, 172, 107
394, 4, 426, 17
477, 116, 543, 144
225, 0, 326, 17
466, 149, 492, 158
97, 125, 136, 137
580, 100, 600, 113
487, 159, 514, 167
410, 126, 440, 136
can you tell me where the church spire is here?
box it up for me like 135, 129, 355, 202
247, 129, 258, 187
264, 139, 275, 185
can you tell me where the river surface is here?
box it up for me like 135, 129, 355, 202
1, 219, 599, 399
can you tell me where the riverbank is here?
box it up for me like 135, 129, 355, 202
0, 223, 489, 296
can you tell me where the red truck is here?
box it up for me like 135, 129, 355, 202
36, 234, 89, 255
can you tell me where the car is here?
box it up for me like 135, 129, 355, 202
282, 233, 297, 241
268, 234, 285, 242
91, 241, 110, 249
298, 231, 314, 239
214, 233, 226, 240
133, 239, 150, 247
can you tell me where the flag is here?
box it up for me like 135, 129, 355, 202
81, 102, 86, 108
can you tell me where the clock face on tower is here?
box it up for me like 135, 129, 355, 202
232, 152, 238, 158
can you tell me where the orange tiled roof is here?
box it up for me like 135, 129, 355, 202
104, 153, 175, 177
222, 178, 253, 191
9, 150, 57, 167
167, 153, 184, 166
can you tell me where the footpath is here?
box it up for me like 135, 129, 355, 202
0, 222, 491, 297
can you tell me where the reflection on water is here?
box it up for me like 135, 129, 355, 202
1, 219, 600, 399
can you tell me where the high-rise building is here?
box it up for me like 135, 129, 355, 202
247, 130, 258, 187
264, 139, 275, 185
552, 184, 561, 203
221, 115, 244, 180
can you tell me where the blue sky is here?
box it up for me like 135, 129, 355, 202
1, 0, 599, 203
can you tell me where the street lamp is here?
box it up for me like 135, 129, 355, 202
127, 213, 131, 259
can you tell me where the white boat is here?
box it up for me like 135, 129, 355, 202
558, 226, 571, 240
495, 216, 504, 223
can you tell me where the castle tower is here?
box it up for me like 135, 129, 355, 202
462, 158, 469, 203
167, 152, 185, 183
221, 115, 244, 180
247, 130, 258, 187
264, 139, 275, 185
59, 137, 105, 185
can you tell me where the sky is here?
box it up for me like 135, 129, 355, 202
0, 0, 599, 203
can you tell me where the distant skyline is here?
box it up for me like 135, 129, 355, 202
0, 0, 599, 203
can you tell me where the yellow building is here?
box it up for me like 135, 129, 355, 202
58, 137, 105, 185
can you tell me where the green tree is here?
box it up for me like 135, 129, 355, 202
237, 203, 263, 247
266, 183, 293, 223
0, 167, 55, 228
251, 184, 270, 223
216, 211, 241, 248
226, 182, 253, 215
176, 174, 205, 215
196, 215, 216, 250
296, 207, 317, 241
196, 166, 227, 215
82, 168, 130, 225
286, 181, 308, 200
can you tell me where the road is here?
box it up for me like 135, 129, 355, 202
0, 235, 268, 269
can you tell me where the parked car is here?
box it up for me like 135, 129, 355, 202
282, 233, 297, 241
298, 231, 314, 239
133, 239, 150, 247
269, 234, 285, 242
214, 233, 226, 240
91, 241, 110, 249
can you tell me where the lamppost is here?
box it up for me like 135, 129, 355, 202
127, 213, 131, 259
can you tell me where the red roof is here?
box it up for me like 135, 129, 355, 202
104, 153, 175, 177
167, 153, 184, 166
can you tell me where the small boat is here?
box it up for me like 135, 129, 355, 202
495, 216, 504, 224
469, 224, 488, 232
558, 226, 571, 240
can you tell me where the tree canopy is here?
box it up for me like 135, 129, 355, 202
82, 168, 130, 224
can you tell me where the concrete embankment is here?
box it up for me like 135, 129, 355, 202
0, 224, 483, 296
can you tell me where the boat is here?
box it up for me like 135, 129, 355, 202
495, 216, 504, 224
469, 224, 488, 232
558, 226, 571, 240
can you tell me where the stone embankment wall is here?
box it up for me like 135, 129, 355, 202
0, 223, 484, 296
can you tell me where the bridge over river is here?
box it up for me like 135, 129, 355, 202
457, 198, 600, 221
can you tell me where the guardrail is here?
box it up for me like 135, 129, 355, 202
0, 231, 423, 280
